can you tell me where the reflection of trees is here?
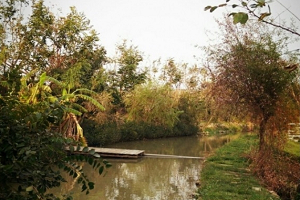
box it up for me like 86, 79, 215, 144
201, 135, 232, 153
48, 162, 85, 198
102, 158, 201, 200
53, 136, 232, 199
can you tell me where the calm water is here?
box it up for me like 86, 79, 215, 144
53, 135, 230, 200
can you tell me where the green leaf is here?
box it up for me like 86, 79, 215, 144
93, 153, 100, 158
78, 177, 83, 184
42, 85, 52, 93
76, 94, 105, 111
232, 4, 238, 8
210, 6, 218, 12
96, 163, 101, 169
88, 157, 93, 165
218, 3, 227, 7
105, 163, 112, 168
241, 1, 247, 6
46, 76, 65, 88
71, 102, 88, 113
99, 166, 104, 175
81, 184, 87, 192
233, 12, 249, 24
93, 160, 97, 168
39, 72, 47, 85
69, 145, 74, 153
89, 149, 95, 155
62, 88, 67, 96
73, 88, 97, 96
257, 0, 266, 7
103, 160, 109, 165
82, 146, 89, 153
204, 6, 211, 11
88, 182, 94, 190
66, 138, 73, 144
73, 172, 78, 178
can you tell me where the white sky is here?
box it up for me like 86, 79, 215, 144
29, 0, 300, 64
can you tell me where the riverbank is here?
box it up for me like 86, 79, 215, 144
196, 134, 281, 200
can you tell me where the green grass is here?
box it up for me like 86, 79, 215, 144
197, 134, 280, 200
284, 140, 300, 157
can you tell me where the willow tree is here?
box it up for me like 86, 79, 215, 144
205, 19, 298, 149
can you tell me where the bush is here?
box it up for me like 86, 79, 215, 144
82, 119, 121, 146
0, 97, 110, 199
82, 119, 199, 146
173, 122, 198, 136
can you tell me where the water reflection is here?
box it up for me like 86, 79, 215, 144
52, 135, 231, 200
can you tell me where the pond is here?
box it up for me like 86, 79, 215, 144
53, 135, 231, 200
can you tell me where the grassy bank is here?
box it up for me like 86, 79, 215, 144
284, 140, 300, 157
197, 134, 280, 200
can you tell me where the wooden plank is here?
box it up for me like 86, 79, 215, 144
67, 147, 205, 159
67, 147, 145, 159
145, 153, 205, 159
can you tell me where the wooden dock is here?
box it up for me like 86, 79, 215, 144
67, 147, 145, 158
67, 146, 204, 159
94, 147, 145, 158
144, 153, 205, 159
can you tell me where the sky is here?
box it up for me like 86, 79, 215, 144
27, 0, 300, 64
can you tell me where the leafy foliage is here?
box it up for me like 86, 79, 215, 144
1, 0, 107, 92
160, 59, 184, 89
0, 1, 111, 199
204, 19, 298, 148
205, 0, 300, 37
0, 95, 111, 199
124, 82, 182, 128
205, 0, 271, 25
107, 41, 147, 105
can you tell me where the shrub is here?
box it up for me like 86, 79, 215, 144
0, 97, 110, 199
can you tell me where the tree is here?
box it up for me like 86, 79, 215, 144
0, 1, 111, 199
160, 59, 184, 89
107, 41, 147, 105
204, 19, 298, 148
1, 0, 107, 93
0, 75, 111, 199
0, 0, 107, 144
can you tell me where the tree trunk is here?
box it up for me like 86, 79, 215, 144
259, 115, 270, 150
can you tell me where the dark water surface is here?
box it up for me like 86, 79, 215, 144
53, 135, 231, 200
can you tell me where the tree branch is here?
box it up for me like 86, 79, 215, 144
246, 6, 300, 37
